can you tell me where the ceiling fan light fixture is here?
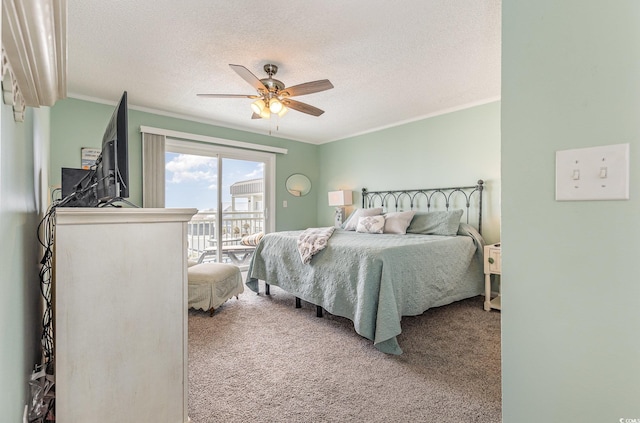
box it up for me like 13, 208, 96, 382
251, 99, 266, 114
277, 106, 289, 117
269, 98, 283, 114
198, 63, 334, 120
259, 107, 271, 119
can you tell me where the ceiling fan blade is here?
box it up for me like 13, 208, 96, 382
251, 113, 262, 119
283, 99, 325, 116
280, 79, 334, 97
197, 93, 260, 99
229, 64, 267, 93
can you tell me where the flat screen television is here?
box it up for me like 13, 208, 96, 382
58, 91, 133, 208
94, 91, 129, 205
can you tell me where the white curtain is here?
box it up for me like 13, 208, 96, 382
141, 132, 165, 207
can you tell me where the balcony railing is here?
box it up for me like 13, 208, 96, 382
187, 210, 264, 261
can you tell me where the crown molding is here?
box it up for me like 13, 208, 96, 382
1, 0, 67, 121
1, 48, 25, 121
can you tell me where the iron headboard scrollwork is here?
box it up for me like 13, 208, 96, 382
361, 180, 484, 235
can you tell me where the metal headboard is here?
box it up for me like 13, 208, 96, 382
361, 179, 484, 235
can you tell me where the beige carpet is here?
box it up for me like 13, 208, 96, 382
188, 283, 501, 423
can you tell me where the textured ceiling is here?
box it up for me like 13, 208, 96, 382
67, 0, 501, 144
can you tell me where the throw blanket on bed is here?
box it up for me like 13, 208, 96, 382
297, 227, 335, 264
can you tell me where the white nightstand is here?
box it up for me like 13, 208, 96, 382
483, 243, 501, 311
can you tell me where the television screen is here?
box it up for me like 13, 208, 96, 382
95, 91, 129, 205
61, 167, 91, 198
60, 167, 97, 207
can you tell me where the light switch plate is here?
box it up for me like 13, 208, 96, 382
556, 143, 630, 201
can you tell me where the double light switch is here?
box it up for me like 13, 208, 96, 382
556, 143, 630, 201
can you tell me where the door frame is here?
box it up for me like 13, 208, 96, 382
165, 138, 275, 265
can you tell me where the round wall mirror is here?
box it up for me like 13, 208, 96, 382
286, 174, 311, 197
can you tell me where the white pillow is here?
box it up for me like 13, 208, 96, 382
383, 211, 416, 234
343, 207, 383, 231
356, 215, 385, 234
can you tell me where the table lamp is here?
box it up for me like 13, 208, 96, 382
328, 190, 353, 228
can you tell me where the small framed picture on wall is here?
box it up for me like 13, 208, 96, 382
81, 147, 101, 169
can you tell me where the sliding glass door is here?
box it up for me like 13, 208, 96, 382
164, 139, 274, 270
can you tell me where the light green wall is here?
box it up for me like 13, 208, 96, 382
14, 4, 640, 421
318, 101, 501, 244
50, 98, 320, 230
502, 1, 640, 421
0, 104, 44, 422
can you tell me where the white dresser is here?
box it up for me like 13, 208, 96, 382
54, 208, 197, 423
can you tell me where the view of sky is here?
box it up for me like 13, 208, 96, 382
164, 152, 264, 211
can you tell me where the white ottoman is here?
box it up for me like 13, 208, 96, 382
188, 263, 243, 315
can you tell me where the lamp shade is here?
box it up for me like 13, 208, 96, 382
328, 190, 353, 207
251, 99, 266, 115
259, 107, 271, 119
269, 98, 283, 114
277, 105, 288, 117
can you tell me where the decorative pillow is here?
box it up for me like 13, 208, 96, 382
406, 209, 464, 236
240, 232, 264, 246
383, 210, 416, 234
343, 207, 383, 231
356, 215, 385, 234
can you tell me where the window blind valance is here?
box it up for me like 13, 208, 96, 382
140, 126, 288, 155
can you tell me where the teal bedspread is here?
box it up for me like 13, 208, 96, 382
246, 228, 484, 354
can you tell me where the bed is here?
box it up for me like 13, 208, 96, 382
246, 180, 486, 354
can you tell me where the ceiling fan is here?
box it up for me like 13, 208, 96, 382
197, 64, 334, 119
